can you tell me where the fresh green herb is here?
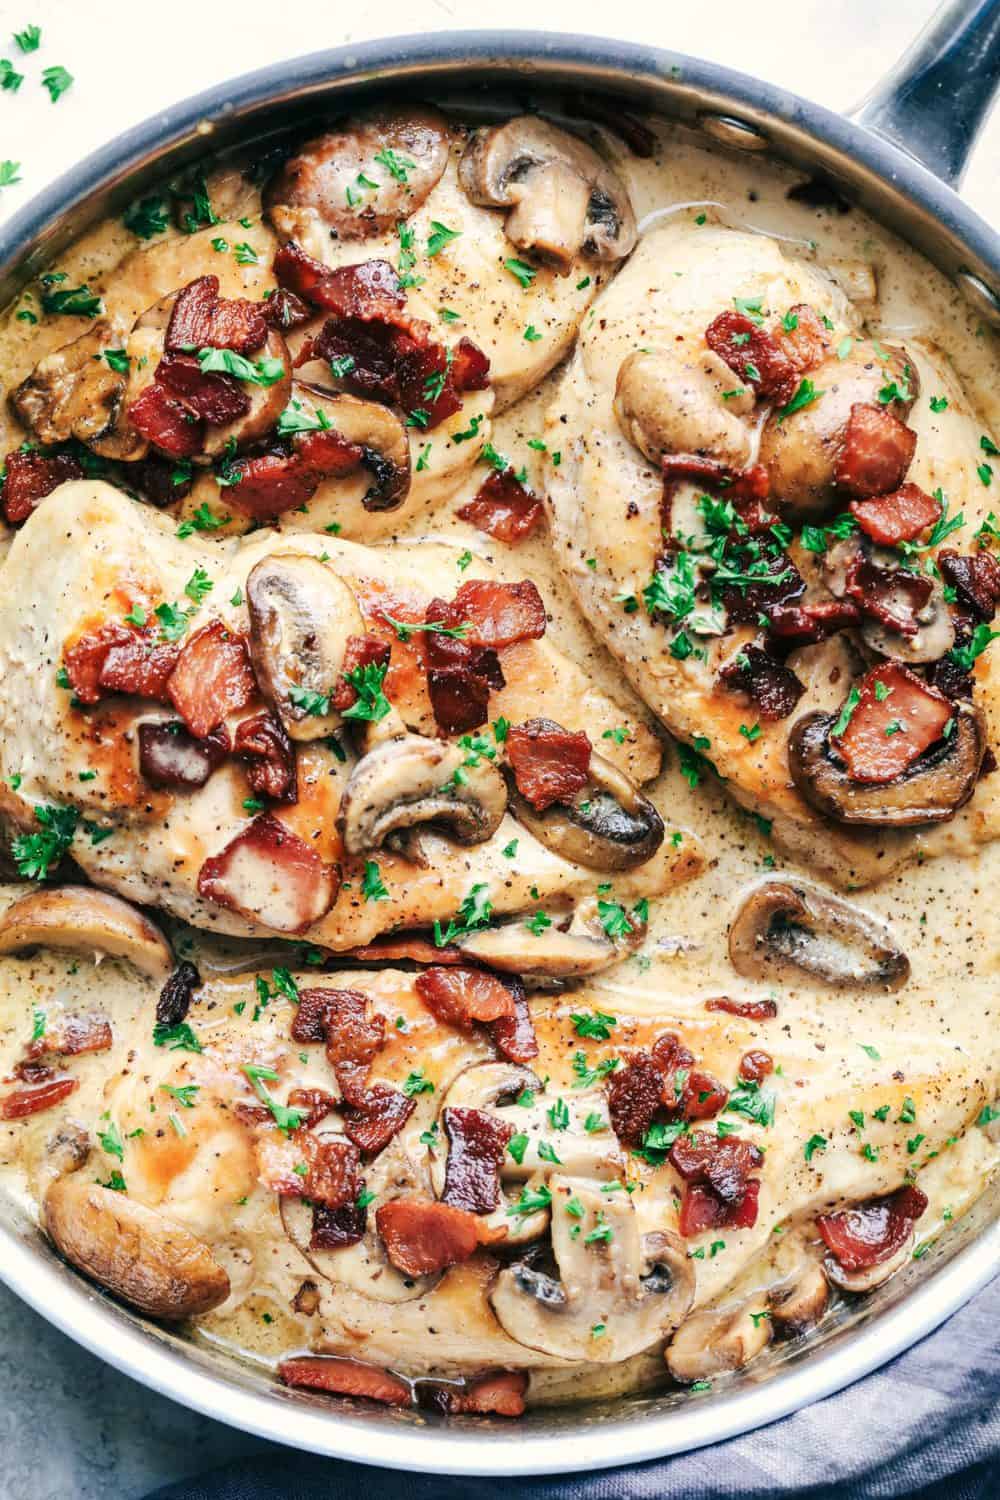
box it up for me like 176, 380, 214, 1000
505, 257, 537, 289
776, 377, 822, 422
103, 348, 131, 374
184, 566, 213, 605
831, 686, 862, 738
30, 1006, 46, 1042
374, 147, 416, 183
507, 1184, 552, 1218
154, 601, 193, 643
380, 613, 470, 643
584, 1214, 614, 1245
906, 1134, 926, 1155
416, 443, 432, 473
976, 1103, 1000, 1127
176, 502, 229, 538
41, 64, 73, 102
0, 58, 25, 91
271, 968, 299, 1004
160, 1083, 199, 1109
733, 296, 765, 325
243, 1064, 305, 1135
12, 803, 78, 880
804, 1133, 827, 1162
14, 25, 41, 53
571, 1010, 618, 1041
40, 283, 103, 318
859, 1042, 882, 1061
153, 1021, 202, 1053
197, 347, 285, 385
572, 1050, 620, 1089
523, 324, 543, 342
361, 859, 389, 903
547, 1097, 570, 1132
949, 622, 1000, 672
929, 395, 949, 413
233, 242, 260, 266
739, 723, 762, 743
426, 220, 461, 257
862, 1142, 879, 1162
978, 463, 993, 487
726, 1080, 776, 1128
507, 1133, 529, 1165
403, 1068, 434, 1097
341, 659, 391, 723
124, 195, 168, 238
98, 1170, 127, 1193
526, 910, 552, 935
438, 307, 460, 324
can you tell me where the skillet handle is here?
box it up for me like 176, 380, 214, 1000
852, 0, 1000, 186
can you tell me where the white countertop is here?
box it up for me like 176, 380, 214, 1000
0, 4, 995, 1497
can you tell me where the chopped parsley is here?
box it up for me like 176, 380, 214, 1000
804, 1133, 827, 1162
41, 64, 73, 102
403, 1068, 435, 1097
776, 378, 822, 423
341, 659, 391, 723
40, 283, 103, 318
433, 881, 493, 947
197, 348, 285, 385
243, 1064, 305, 1135
124, 195, 169, 239
505, 258, 537, 289
153, 1021, 203, 1053
571, 1010, 618, 1041
361, 859, 389, 903
12, 803, 78, 880
426, 220, 461, 257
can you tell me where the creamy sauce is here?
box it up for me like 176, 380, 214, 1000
0, 112, 997, 1409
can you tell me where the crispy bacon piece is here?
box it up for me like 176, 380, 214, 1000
422, 596, 505, 735
706, 996, 778, 1020
64, 623, 180, 706
342, 935, 463, 966
330, 634, 391, 712
453, 580, 547, 650
2, 448, 82, 524
264, 286, 311, 333
138, 721, 230, 790
832, 662, 952, 784
609, 1035, 729, 1145
939, 550, 1000, 622
1, 1074, 77, 1119
928, 651, 973, 703
342, 1082, 414, 1157
850, 482, 940, 546
279, 1355, 412, 1407
419, 1370, 528, 1417
274, 244, 407, 321
287, 1087, 339, 1128
291, 988, 386, 1063
234, 712, 297, 803
197, 813, 339, 934
167, 622, 257, 738
132, 455, 194, 507
376, 1197, 495, 1276
682, 1070, 730, 1121
33, 1013, 112, 1057
679, 1177, 761, 1235
835, 403, 917, 499
506, 718, 592, 811
64, 622, 137, 705
164, 275, 267, 356
607, 1051, 666, 1146
716, 547, 805, 624
157, 352, 251, 427
310, 317, 489, 430
766, 599, 861, 649
305, 1137, 362, 1209
225, 430, 364, 521
441, 1106, 514, 1214
457, 469, 545, 544
415, 967, 516, 1030
311, 1200, 367, 1249
718, 644, 805, 721
817, 1185, 928, 1272
739, 1050, 773, 1082
129, 381, 204, 458
488, 980, 538, 1064
705, 310, 798, 405
670, 1130, 764, 1235
844, 556, 932, 638
775, 304, 829, 373
156, 961, 201, 1027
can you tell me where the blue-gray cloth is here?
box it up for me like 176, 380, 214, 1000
146, 1271, 999, 1500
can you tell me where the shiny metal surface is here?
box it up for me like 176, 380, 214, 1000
0, 21, 998, 1477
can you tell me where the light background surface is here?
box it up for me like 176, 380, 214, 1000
0, 2, 995, 1496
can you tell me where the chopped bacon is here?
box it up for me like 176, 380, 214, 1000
157, 352, 251, 427
834, 403, 917, 499
1, 448, 82, 524
818, 1184, 928, 1272
128, 381, 204, 458
305, 1137, 362, 1209
274, 245, 407, 321
28, 1012, 112, 1058
291, 988, 385, 1063
264, 286, 311, 333
279, 1355, 412, 1407
607, 1051, 666, 1146
850, 482, 940, 546
706, 996, 778, 1020
64, 622, 139, 705
670, 1130, 764, 1234
164, 275, 267, 356
441, 1106, 514, 1213
679, 1177, 761, 1235
608, 1035, 729, 1145
705, 310, 798, 405
64, 622, 181, 706
422, 596, 505, 735
716, 547, 805, 624
132, 455, 194, 507
488, 980, 538, 1064
766, 599, 861, 648
342, 1081, 414, 1157
330, 634, 391, 712
309, 316, 489, 430
775, 303, 830, 374
287, 1087, 339, 1128
832, 662, 952, 783
156, 961, 201, 1027
1, 1074, 77, 1119
682, 1070, 730, 1120
506, 718, 592, 811
234, 712, 297, 803
718, 644, 804, 721
197, 813, 339, 933
928, 651, 973, 703
138, 721, 230, 789
661, 454, 773, 530
414, 967, 516, 1030
342, 935, 463, 966
376, 1196, 495, 1276
939, 550, 1000, 622
311, 1201, 367, 1249
452, 580, 547, 650
844, 556, 933, 637
739, 1049, 773, 1082
167, 622, 257, 738
226, 431, 364, 521
419, 1370, 528, 1417
457, 469, 545, 544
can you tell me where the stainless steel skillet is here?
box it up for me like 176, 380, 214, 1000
0, 1, 998, 1476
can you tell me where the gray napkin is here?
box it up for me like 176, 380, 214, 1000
145, 1269, 1000, 1499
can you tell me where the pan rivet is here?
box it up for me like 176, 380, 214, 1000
698, 114, 769, 152
956, 272, 1000, 329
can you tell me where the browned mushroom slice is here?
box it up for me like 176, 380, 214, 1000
264, 106, 451, 242
44, 1176, 230, 1319
338, 734, 508, 854
509, 752, 664, 872
459, 117, 637, 271
0, 886, 173, 978
788, 705, 985, 827
13, 320, 146, 460
665, 1294, 772, 1382
615, 348, 754, 469
728, 878, 909, 990
294, 383, 411, 512
454, 894, 646, 984
246, 553, 364, 741
768, 1259, 829, 1335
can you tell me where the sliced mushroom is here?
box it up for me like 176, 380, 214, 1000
728, 878, 909, 990
615, 348, 754, 470
13, 320, 147, 460
824, 538, 956, 664
768, 1258, 829, 1335
459, 117, 637, 271
44, 1176, 230, 1319
295, 383, 411, 512
789, 705, 985, 827
823, 1232, 913, 1294
666, 1294, 772, 1383
509, 750, 664, 871
264, 106, 451, 243
454, 894, 645, 984
0, 886, 173, 979
201, 328, 292, 458
338, 734, 507, 855
246, 554, 364, 741
491, 1175, 693, 1361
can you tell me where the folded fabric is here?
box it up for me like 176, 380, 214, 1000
146, 1271, 999, 1500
